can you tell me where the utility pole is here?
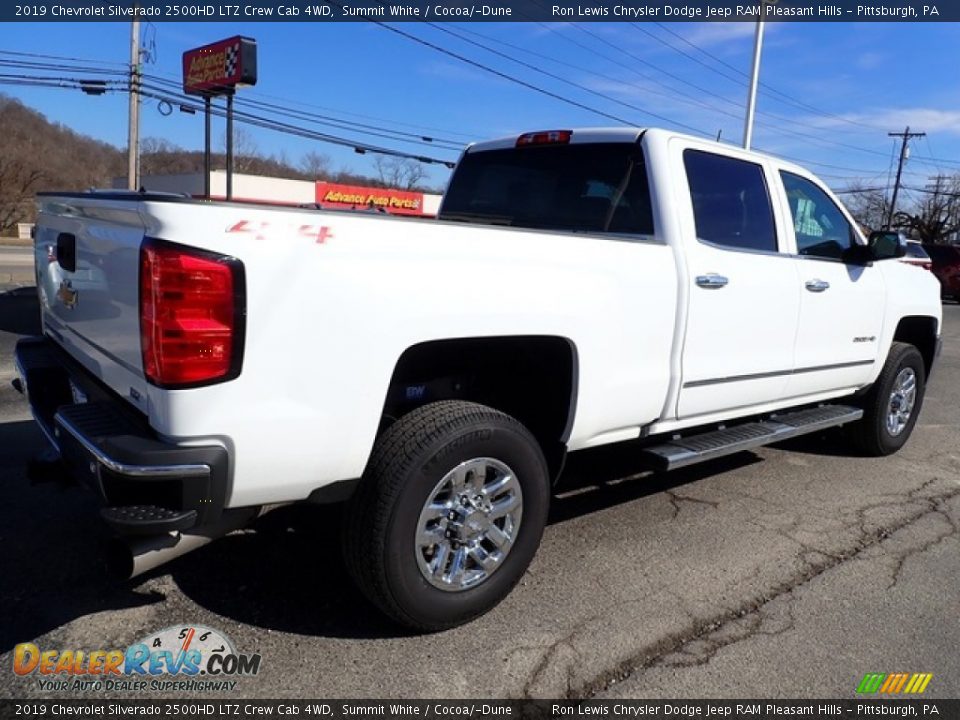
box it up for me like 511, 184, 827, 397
742, 0, 779, 150
742, 19, 765, 150
127, 19, 141, 191
886, 126, 925, 230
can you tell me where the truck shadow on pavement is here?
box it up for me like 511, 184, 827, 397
0, 286, 166, 654
1, 416, 859, 646
0, 286, 41, 336
167, 449, 765, 639
0, 420, 167, 654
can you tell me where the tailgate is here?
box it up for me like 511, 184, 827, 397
35, 194, 148, 412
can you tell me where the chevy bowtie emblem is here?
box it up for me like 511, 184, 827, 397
57, 281, 78, 309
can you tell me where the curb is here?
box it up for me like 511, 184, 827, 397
0, 272, 35, 284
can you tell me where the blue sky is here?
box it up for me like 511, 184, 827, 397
3, 21, 959, 193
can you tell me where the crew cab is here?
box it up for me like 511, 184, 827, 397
14, 128, 942, 630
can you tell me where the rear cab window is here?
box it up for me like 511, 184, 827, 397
440, 142, 654, 237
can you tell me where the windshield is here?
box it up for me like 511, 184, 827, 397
440, 143, 654, 236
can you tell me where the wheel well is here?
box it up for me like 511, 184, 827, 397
381, 336, 577, 481
893, 316, 938, 377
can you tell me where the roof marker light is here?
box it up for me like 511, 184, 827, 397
516, 130, 573, 147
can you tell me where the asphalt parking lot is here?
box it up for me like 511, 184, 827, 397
1, 267, 958, 700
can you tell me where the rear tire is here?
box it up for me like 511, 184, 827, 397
848, 342, 926, 456
342, 400, 550, 631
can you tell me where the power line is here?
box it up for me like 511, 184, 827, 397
135, 83, 459, 166
0, 58, 128, 76
421, 23, 711, 135
0, 48, 129, 68
527, 21, 893, 160
439, 24, 756, 127
142, 74, 465, 151
1, 71, 459, 167
8, 43, 956, 190
0, 47, 480, 146
144, 25, 484, 142
369, 21, 692, 132
420, 22, 895, 166
649, 22, 888, 132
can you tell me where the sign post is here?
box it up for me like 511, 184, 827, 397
182, 36, 257, 200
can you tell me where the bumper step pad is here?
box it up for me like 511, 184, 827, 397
642, 404, 863, 471
101, 505, 198, 535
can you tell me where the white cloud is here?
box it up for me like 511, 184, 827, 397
808, 108, 960, 136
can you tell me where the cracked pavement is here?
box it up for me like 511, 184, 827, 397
1, 286, 958, 699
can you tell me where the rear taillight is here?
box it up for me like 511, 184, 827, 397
922, 261, 933, 271
140, 239, 245, 388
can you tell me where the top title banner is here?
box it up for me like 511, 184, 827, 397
4, 0, 956, 22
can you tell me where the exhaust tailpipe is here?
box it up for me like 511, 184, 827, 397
109, 507, 264, 580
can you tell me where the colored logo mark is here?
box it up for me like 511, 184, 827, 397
857, 673, 933, 694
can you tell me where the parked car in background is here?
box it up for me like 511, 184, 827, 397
900, 240, 933, 270
923, 242, 960, 300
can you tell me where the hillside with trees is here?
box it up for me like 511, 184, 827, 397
0, 95, 124, 233
0, 94, 439, 234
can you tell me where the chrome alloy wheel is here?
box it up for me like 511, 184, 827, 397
886, 367, 917, 437
415, 458, 523, 592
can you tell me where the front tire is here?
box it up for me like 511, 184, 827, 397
342, 401, 550, 631
849, 342, 926, 456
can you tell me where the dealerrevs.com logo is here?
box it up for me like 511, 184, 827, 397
13, 625, 261, 693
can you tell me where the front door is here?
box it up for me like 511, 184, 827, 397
677, 146, 801, 420
776, 171, 885, 398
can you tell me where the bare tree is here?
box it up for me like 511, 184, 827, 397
840, 182, 890, 235
0, 95, 116, 232
220, 127, 260, 173
0, 155, 44, 233
140, 137, 189, 176
374, 156, 425, 190
893, 174, 960, 244
141, 137, 180, 155
300, 150, 332, 179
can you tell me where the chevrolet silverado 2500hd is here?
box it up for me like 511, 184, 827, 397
14, 128, 942, 630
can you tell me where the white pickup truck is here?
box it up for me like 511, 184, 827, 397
15, 127, 942, 631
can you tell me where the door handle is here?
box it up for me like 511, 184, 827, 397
805, 279, 830, 293
695, 274, 729, 289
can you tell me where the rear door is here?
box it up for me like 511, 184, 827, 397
773, 171, 885, 397
675, 144, 800, 420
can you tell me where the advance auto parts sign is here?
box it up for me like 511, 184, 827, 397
316, 182, 425, 216
182, 36, 257, 96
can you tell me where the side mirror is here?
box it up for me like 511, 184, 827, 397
868, 231, 907, 260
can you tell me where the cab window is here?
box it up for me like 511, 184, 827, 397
780, 171, 855, 260
683, 149, 777, 253
440, 143, 654, 236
